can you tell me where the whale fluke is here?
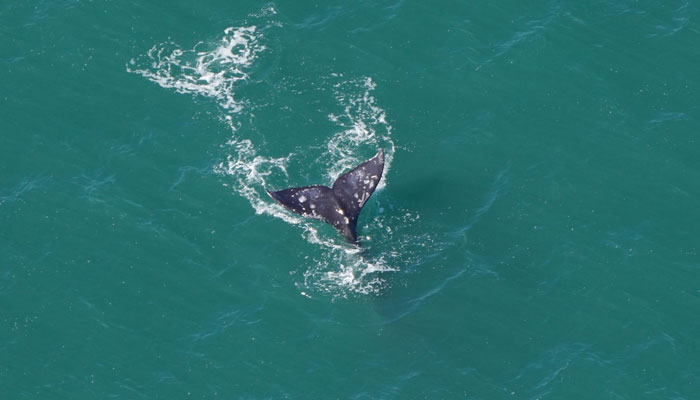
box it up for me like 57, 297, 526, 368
266, 149, 385, 244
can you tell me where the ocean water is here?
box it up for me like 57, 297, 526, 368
2, 1, 700, 398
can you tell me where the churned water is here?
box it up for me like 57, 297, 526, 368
2, 1, 700, 399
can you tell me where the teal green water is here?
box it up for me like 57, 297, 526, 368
2, 1, 700, 398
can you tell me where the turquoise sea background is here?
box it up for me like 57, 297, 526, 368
2, 1, 700, 398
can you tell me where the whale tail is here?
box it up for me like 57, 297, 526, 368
266, 149, 385, 244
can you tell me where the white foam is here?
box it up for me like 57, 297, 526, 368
127, 25, 265, 112
305, 254, 398, 297
325, 77, 395, 189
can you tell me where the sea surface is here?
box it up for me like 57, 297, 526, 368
2, 1, 700, 399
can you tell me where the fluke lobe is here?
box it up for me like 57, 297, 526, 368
266, 149, 385, 245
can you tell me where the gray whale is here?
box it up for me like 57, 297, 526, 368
266, 149, 385, 244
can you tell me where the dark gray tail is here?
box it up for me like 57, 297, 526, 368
266, 149, 385, 244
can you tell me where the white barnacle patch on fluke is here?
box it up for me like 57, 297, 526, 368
356, 191, 370, 205
298, 195, 307, 202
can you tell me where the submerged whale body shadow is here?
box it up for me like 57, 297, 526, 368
266, 149, 385, 245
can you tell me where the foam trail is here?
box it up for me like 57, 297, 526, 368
326, 76, 395, 187
128, 14, 438, 297
127, 21, 296, 223
127, 26, 265, 112
216, 131, 297, 224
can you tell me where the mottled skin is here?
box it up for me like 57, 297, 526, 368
266, 149, 385, 244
